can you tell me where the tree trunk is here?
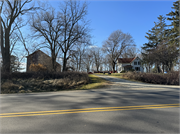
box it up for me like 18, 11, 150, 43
63, 52, 67, 72
155, 63, 158, 73
148, 64, 151, 73
79, 55, 81, 71
76, 58, 78, 71
145, 66, 148, 73
158, 65, 162, 73
162, 64, 164, 73
1, 23, 4, 68
96, 66, 99, 72
169, 61, 173, 71
87, 66, 89, 72
51, 51, 56, 72
112, 64, 115, 73
2, 30, 11, 73
112, 62, 116, 73
113, 66, 115, 73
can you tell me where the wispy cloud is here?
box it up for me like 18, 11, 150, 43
89, 45, 98, 48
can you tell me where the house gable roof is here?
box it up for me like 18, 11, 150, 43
26, 50, 47, 58
26, 50, 61, 66
117, 57, 142, 63
117, 57, 136, 63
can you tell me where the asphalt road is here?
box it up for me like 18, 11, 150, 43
0, 75, 179, 133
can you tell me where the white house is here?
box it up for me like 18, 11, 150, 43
116, 57, 144, 73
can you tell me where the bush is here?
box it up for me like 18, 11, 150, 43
123, 71, 179, 85
129, 69, 135, 72
120, 70, 126, 73
1, 71, 90, 93
1, 71, 90, 81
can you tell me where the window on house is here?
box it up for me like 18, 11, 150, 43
138, 62, 141, 65
134, 62, 137, 65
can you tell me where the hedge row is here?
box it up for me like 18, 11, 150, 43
123, 71, 179, 85
1, 71, 89, 81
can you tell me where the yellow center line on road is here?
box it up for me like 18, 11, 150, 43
0, 103, 178, 115
0, 103, 179, 118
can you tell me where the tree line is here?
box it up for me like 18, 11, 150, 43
0, 0, 91, 72
0, 0, 137, 73
141, 0, 179, 73
2, 0, 177, 74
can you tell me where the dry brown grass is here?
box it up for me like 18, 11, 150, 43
1, 72, 90, 94
77, 74, 113, 90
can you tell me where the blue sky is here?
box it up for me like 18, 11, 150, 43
50, 0, 176, 50
1, 0, 176, 71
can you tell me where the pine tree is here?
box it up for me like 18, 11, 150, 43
166, 0, 179, 46
142, 1, 179, 72
144, 15, 167, 49
142, 15, 167, 73
166, 0, 179, 70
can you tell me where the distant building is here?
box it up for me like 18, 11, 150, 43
26, 50, 61, 72
116, 57, 144, 73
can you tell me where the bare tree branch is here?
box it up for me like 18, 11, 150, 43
30, 7, 63, 72
58, 0, 90, 72
102, 30, 135, 72
1, 0, 39, 72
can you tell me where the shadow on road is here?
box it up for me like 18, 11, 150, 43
0, 75, 179, 133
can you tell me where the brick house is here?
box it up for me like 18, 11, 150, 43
26, 50, 61, 72
116, 57, 144, 73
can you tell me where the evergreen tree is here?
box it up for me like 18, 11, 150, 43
166, 0, 179, 70
142, 15, 167, 73
144, 15, 167, 49
142, 1, 179, 72
166, 0, 179, 46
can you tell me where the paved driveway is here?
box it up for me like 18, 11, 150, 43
0, 75, 179, 133
96, 74, 180, 91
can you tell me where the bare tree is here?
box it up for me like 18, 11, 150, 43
0, 0, 39, 73
122, 46, 139, 58
82, 48, 93, 72
72, 37, 91, 71
91, 47, 103, 72
30, 7, 63, 72
102, 30, 135, 73
57, 0, 90, 72
102, 54, 112, 71
10, 54, 25, 72
71, 46, 84, 71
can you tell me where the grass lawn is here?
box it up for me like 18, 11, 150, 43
95, 73, 144, 83
96, 73, 124, 78
76, 74, 112, 90
90, 72, 179, 85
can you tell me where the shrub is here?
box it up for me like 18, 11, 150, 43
120, 70, 126, 73
1, 71, 90, 82
123, 71, 179, 85
1, 71, 90, 93
129, 69, 135, 72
